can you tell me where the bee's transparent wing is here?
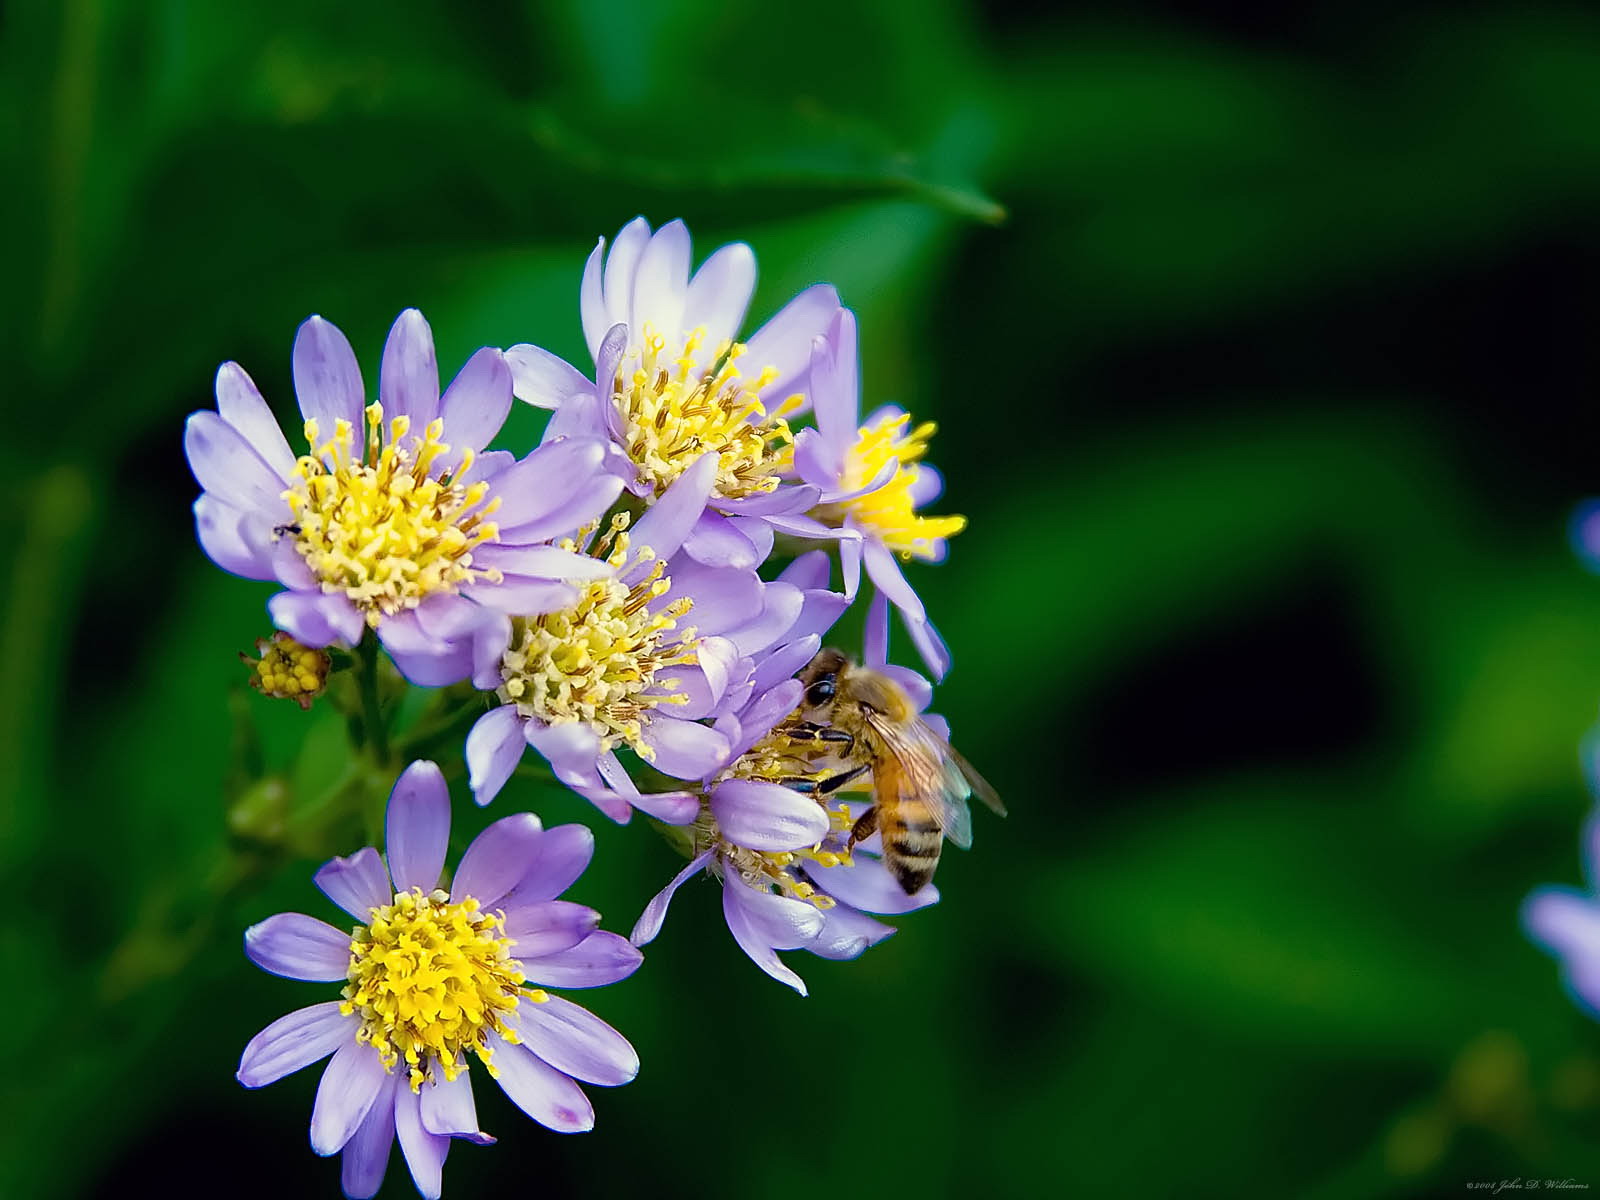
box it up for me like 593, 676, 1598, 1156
869, 714, 977, 849
947, 743, 1006, 817
933, 755, 976, 849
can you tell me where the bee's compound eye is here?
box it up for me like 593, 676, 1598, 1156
806, 678, 836, 706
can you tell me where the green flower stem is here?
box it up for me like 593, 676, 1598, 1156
355, 631, 391, 767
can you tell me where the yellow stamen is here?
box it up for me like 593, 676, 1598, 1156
495, 525, 697, 758
814, 411, 965, 561
613, 324, 794, 500
341, 888, 538, 1090
283, 403, 501, 626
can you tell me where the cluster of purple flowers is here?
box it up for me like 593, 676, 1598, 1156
185, 220, 973, 1197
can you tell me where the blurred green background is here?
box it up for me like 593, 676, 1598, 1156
4, 0, 1600, 1196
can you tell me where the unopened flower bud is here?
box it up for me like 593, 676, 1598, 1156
240, 631, 329, 710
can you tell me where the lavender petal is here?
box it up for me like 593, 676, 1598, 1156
863, 589, 889, 666
792, 427, 843, 489
711, 483, 820, 517
500, 900, 601, 958
439, 347, 513, 458
601, 218, 652, 335
422, 1069, 494, 1144
511, 995, 639, 1086
499, 824, 595, 904
624, 789, 702, 824
506, 343, 591, 411
639, 715, 730, 781
314, 846, 391, 922
215, 361, 295, 478
907, 615, 952, 681
809, 903, 896, 961
194, 495, 275, 580
909, 461, 945, 506
681, 511, 761, 569
473, 544, 616, 580
386, 760, 451, 894
339, 1072, 399, 1199
580, 237, 608, 359
267, 591, 363, 649
489, 438, 609, 532
486, 1034, 595, 1133
453, 812, 545, 908
725, 877, 826, 949
310, 1040, 388, 1155
751, 635, 820, 697
466, 706, 526, 808
810, 307, 860, 443
840, 532, 863, 598
862, 538, 927, 623
627, 452, 717, 566
383, 633, 475, 689
461, 575, 579, 615
237, 1001, 357, 1088
379, 308, 441, 429
632, 850, 713, 946
292, 315, 365, 434
185, 411, 290, 513
524, 720, 604, 789
777, 549, 831, 592
726, 679, 803, 761
519, 931, 643, 989
658, 559, 762, 635
711, 778, 830, 852
244, 913, 351, 981
807, 853, 940, 915
394, 1081, 450, 1199
629, 218, 691, 346
681, 240, 756, 352
722, 885, 813, 995
725, 582, 803, 656
744, 283, 840, 391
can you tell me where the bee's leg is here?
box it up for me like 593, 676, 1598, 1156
848, 806, 879, 848
782, 722, 855, 753
776, 763, 869, 796
817, 763, 870, 795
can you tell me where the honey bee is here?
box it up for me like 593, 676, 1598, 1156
786, 648, 1005, 894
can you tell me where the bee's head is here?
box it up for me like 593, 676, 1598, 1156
797, 647, 850, 714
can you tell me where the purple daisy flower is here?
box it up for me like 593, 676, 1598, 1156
463, 454, 836, 821
237, 760, 641, 1199
1524, 812, 1600, 1018
629, 778, 939, 997
787, 307, 965, 680
504, 218, 841, 568
628, 603, 940, 996
185, 309, 624, 685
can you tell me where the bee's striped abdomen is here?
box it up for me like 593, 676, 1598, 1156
881, 805, 943, 894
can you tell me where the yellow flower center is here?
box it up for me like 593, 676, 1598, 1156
613, 324, 799, 500
240, 631, 329, 710
814, 411, 966, 561
495, 524, 696, 758
341, 888, 545, 1091
283, 403, 501, 626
